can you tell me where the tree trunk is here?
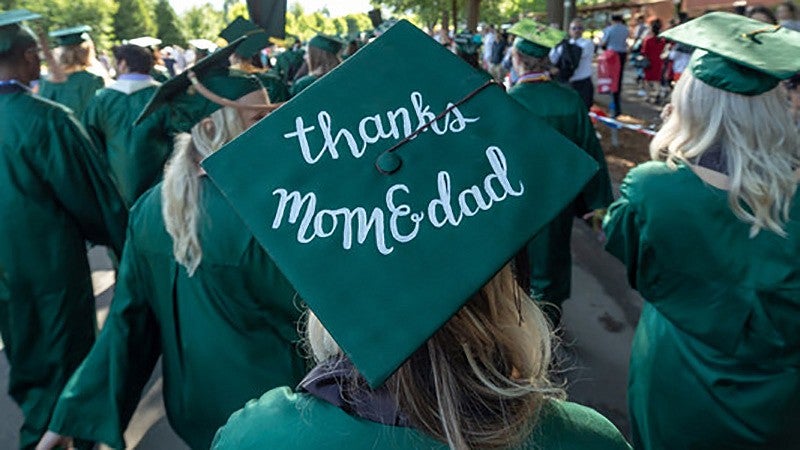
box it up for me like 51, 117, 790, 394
452, 0, 458, 32
442, 9, 449, 33
466, 0, 480, 32
547, 0, 565, 30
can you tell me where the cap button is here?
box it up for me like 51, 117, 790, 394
376, 152, 402, 174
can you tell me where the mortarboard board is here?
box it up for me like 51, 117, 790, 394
202, 20, 598, 387
135, 36, 275, 131
219, 16, 269, 58
308, 33, 345, 55
660, 12, 800, 95
126, 36, 162, 48
508, 19, 565, 58
454, 32, 482, 55
49, 25, 92, 46
0, 9, 41, 54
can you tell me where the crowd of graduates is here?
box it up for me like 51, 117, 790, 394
0, 4, 799, 450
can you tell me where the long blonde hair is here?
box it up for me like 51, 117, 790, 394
306, 264, 563, 449
651, 71, 800, 237
162, 106, 245, 276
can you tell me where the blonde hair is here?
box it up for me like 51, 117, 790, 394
57, 41, 94, 73
511, 47, 551, 75
306, 45, 341, 77
306, 264, 563, 449
651, 71, 800, 237
162, 106, 246, 276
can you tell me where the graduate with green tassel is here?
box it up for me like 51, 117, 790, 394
37, 40, 304, 450
507, 20, 614, 327
37, 25, 105, 117
603, 12, 800, 450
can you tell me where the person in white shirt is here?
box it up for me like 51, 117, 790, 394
482, 25, 496, 70
549, 18, 595, 109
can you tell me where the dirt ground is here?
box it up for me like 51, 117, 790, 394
596, 124, 654, 185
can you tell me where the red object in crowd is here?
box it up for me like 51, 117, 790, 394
596, 50, 620, 94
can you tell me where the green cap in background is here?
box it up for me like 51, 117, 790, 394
508, 19, 565, 58
660, 12, 800, 95
49, 25, 92, 46
0, 9, 41, 54
202, 20, 598, 387
308, 34, 344, 54
219, 16, 269, 58
453, 32, 482, 55
135, 36, 264, 131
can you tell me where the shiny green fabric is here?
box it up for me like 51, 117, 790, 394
0, 90, 127, 449
82, 83, 172, 208
289, 74, 316, 97
48, 179, 308, 450
150, 66, 169, 82
38, 70, 104, 117
212, 387, 632, 449
603, 161, 800, 449
509, 81, 614, 312
256, 70, 290, 102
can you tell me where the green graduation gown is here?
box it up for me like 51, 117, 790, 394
256, 70, 290, 103
48, 178, 308, 450
508, 80, 613, 316
38, 70, 105, 118
290, 74, 317, 97
212, 387, 632, 450
82, 77, 172, 208
603, 162, 800, 449
0, 85, 127, 449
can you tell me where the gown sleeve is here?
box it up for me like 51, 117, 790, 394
602, 171, 642, 289
47, 220, 163, 449
38, 109, 127, 254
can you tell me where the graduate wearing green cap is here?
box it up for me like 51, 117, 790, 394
37, 25, 106, 118
220, 16, 290, 103
0, 9, 127, 450
289, 34, 343, 97
204, 20, 629, 450
507, 19, 613, 327
603, 12, 800, 450
37, 42, 306, 450
78, 44, 169, 208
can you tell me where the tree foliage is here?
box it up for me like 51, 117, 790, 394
114, 0, 157, 40
6, 0, 118, 50
154, 0, 184, 46
179, 2, 225, 41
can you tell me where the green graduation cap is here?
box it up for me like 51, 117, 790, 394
508, 19, 565, 58
308, 33, 344, 54
219, 16, 269, 58
50, 25, 92, 46
202, 19, 598, 388
0, 9, 41, 54
135, 36, 270, 130
454, 32, 482, 55
660, 11, 800, 95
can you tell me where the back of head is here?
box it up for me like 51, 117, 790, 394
0, 23, 36, 66
651, 71, 800, 237
307, 264, 562, 449
57, 40, 94, 71
113, 44, 154, 74
306, 45, 341, 77
650, 18, 663, 34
